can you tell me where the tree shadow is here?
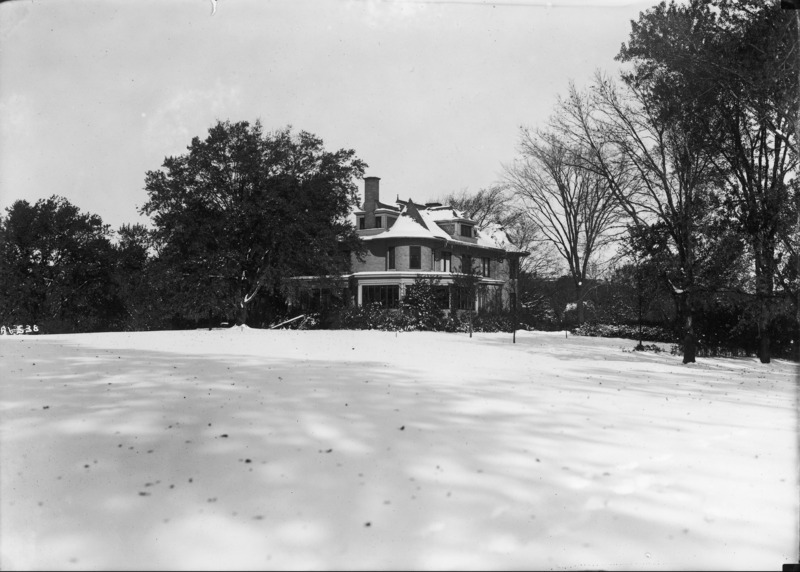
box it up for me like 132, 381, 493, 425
0, 333, 796, 570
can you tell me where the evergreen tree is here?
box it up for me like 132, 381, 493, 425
402, 275, 445, 330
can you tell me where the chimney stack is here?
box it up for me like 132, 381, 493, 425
364, 176, 380, 229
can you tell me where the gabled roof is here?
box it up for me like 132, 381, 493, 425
424, 206, 468, 222
374, 212, 441, 240
357, 201, 524, 252
476, 223, 528, 253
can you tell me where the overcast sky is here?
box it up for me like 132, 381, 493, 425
0, 0, 661, 231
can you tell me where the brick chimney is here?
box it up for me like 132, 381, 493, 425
364, 176, 380, 229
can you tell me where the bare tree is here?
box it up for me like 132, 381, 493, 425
505, 128, 625, 324
437, 186, 562, 277
553, 75, 718, 363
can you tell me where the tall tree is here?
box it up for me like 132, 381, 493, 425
437, 185, 561, 277
112, 223, 169, 331
0, 196, 120, 332
553, 75, 718, 363
141, 120, 366, 326
616, 0, 799, 362
505, 129, 625, 324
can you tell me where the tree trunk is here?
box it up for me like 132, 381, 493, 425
754, 246, 773, 364
757, 292, 772, 365
237, 299, 248, 326
682, 313, 696, 364
576, 281, 584, 325
637, 285, 644, 350
676, 292, 696, 364
469, 307, 473, 338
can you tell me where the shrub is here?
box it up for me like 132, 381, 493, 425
402, 276, 446, 330
571, 322, 675, 343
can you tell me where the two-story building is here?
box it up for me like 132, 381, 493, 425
296, 176, 528, 312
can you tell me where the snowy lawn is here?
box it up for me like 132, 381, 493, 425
0, 329, 797, 571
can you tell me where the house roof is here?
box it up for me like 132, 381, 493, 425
356, 198, 524, 253
476, 223, 527, 253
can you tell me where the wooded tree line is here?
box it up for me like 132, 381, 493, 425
488, 0, 797, 363
0, 0, 796, 363
0, 123, 366, 333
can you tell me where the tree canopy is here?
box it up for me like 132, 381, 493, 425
615, 0, 798, 362
0, 196, 121, 332
141, 120, 367, 325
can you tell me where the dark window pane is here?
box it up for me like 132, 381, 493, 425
410, 246, 421, 269
434, 286, 450, 309
362, 285, 400, 309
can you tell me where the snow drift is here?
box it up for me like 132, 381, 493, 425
1, 329, 797, 570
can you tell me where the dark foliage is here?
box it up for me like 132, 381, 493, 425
141, 120, 366, 326
0, 197, 123, 333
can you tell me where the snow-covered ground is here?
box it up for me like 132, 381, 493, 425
0, 328, 797, 571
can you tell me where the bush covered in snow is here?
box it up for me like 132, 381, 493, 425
331, 301, 516, 334
570, 322, 675, 343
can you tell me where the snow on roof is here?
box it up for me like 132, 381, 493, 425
361, 211, 443, 241
416, 208, 456, 240
424, 206, 466, 221
355, 198, 524, 253
476, 222, 526, 253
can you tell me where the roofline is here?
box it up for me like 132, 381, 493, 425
293, 272, 505, 285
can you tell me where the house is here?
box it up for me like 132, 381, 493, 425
295, 176, 528, 313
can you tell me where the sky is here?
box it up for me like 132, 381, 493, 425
0, 0, 663, 232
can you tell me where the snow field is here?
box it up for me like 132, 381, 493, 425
0, 329, 797, 570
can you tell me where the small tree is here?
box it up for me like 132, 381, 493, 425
402, 275, 446, 330
451, 257, 483, 338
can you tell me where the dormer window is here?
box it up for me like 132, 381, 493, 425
460, 224, 473, 238
375, 216, 382, 229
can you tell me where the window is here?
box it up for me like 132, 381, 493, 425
433, 286, 450, 310
510, 292, 517, 310
300, 288, 332, 312
409, 246, 421, 269
461, 255, 472, 274
481, 257, 491, 277
510, 258, 519, 279
441, 251, 451, 272
387, 247, 395, 270
460, 224, 472, 237
362, 285, 399, 308
358, 217, 365, 230
375, 216, 382, 229
452, 285, 472, 310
